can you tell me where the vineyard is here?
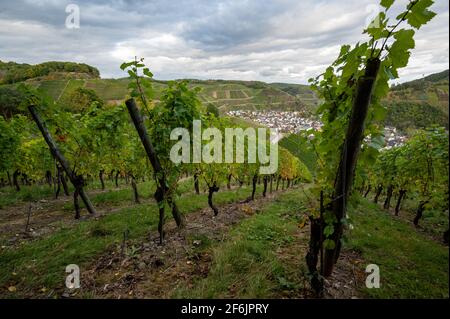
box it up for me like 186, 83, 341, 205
0, 0, 448, 300
0, 76, 311, 116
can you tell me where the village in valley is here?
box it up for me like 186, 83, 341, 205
227, 110, 322, 133
226, 110, 408, 148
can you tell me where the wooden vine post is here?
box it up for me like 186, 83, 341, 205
28, 105, 96, 218
323, 58, 381, 277
125, 98, 185, 244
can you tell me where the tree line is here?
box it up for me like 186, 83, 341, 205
0, 60, 100, 84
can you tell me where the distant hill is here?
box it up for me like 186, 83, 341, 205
0, 76, 315, 114
0, 60, 447, 131
269, 83, 319, 109
384, 69, 449, 130
387, 69, 448, 114
393, 69, 449, 88
0, 60, 100, 84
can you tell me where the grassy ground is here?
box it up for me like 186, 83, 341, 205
173, 189, 309, 298
0, 185, 55, 209
0, 183, 263, 297
0, 179, 131, 209
174, 190, 448, 299
347, 197, 449, 298
400, 196, 448, 240
0, 176, 196, 210
0, 184, 448, 298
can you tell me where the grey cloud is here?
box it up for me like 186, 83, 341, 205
180, 1, 285, 49
0, 0, 448, 83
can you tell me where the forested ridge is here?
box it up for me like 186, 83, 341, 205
0, 60, 100, 84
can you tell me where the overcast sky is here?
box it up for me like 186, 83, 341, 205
0, 0, 448, 83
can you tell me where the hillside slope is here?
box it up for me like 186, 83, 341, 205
383, 70, 449, 131
0, 61, 448, 130
388, 70, 449, 111
1, 77, 312, 113
0, 60, 100, 84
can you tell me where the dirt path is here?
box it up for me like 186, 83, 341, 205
1, 184, 366, 299
0, 179, 245, 248
66, 188, 364, 299
73, 192, 283, 298
0, 186, 149, 247
323, 250, 366, 299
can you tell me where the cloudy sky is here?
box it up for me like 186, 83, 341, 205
0, 0, 448, 83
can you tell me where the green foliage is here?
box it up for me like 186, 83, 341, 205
0, 60, 100, 84
8, 81, 153, 187
0, 86, 25, 118
0, 117, 20, 172
403, 0, 436, 29
196, 114, 229, 191
391, 70, 449, 91
19, 137, 54, 180
64, 87, 105, 112
120, 57, 153, 110
311, 0, 437, 189
368, 126, 448, 211
388, 69, 448, 119
0, 110, 55, 181
279, 132, 318, 174
306, 0, 437, 247
206, 103, 220, 117
385, 101, 448, 131
279, 147, 312, 182
151, 80, 202, 190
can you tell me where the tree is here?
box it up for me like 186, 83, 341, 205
0, 116, 20, 187
0, 87, 25, 119
206, 103, 220, 118
64, 87, 104, 112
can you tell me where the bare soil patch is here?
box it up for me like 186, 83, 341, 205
73, 193, 282, 298
68, 189, 365, 299
0, 187, 147, 247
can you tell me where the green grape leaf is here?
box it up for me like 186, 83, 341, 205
323, 239, 336, 250
389, 29, 415, 69
127, 70, 137, 78
365, 12, 388, 40
143, 68, 153, 78
384, 65, 395, 80
380, 0, 395, 10
324, 225, 335, 237
406, 0, 436, 29
120, 62, 134, 70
